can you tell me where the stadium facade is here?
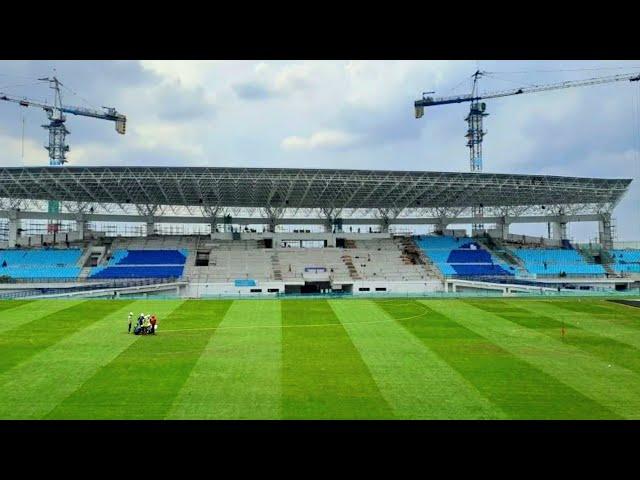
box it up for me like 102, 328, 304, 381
0, 166, 637, 299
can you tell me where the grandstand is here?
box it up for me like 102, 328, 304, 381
0, 166, 637, 298
610, 249, 640, 274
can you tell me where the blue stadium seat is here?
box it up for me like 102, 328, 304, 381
0, 248, 82, 280
107, 249, 187, 266
90, 265, 184, 279
89, 249, 187, 279
511, 248, 606, 277
414, 235, 513, 278
609, 249, 640, 274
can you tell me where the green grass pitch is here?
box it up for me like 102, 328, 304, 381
0, 296, 639, 419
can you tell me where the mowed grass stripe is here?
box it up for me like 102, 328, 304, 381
0, 300, 32, 314
0, 299, 85, 335
46, 300, 232, 419
468, 299, 640, 376
329, 299, 506, 419
425, 299, 640, 419
0, 299, 178, 419
281, 299, 393, 419
519, 300, 640, 350
0, 300, 124, 375
168, 300, 281, 419
547, 298, 640, 328
378, 299, 617, 419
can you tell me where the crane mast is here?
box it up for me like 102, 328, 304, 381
0, 75, 127, 231
415, 69, 640, 236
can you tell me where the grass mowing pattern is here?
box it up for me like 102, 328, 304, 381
467, 299, 640, 376
0, 297, 638, 419
0, 300, 31, 314
378, 299, 619, 419
0, 299, 85, 335
0, 300, 133, 376
167, 299, 282, 419
425, 299, 639, 418
47, 300, 229, 419
329, 299, 506, 419
281, 299, 393, 419
0, 299, 144, 419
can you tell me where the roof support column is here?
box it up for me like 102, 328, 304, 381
598, 213, 613, 250
202, 206, 221, 236
75, 213, 86, 241
263, 207, 284, 234
494, 216, 510, 240
320, 208, 342, 233
434, 218, 448, 235
136, 204, 159, 237
551, 221, 567, 241
7, 209, 19, 247
146, 216, 155, 237
377, 208, 401, 234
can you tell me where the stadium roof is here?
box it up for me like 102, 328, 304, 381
0, 166, 632, 210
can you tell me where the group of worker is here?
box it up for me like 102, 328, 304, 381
127, 312, 158, 335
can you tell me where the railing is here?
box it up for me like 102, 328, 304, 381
0, 277, 179, 299
192, 289, 640, 301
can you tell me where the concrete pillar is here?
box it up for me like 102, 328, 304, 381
551, 221, 567, 241
599, 214, 613, 250
75, 214, 86, 241
267, 216, 278, 233
494, 218, 510, 240
8, 209, 19, 247
208, 216, 218, 235
434, 218, 447, 235
146, 216, 155, 236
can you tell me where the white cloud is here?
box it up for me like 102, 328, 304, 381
281, 130, 362, 151
0, 129, 45, 167
1, 60, 638, 241
139, 60, 220, 88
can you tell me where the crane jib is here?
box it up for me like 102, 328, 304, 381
415, 72, 640, 109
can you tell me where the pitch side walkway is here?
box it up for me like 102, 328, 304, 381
329, 299, 506, 419
167, 299, 282, 419
423, 299, 640, 419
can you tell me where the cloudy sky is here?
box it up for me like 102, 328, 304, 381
0, 60, 638, 241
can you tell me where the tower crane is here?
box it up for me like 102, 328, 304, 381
0, 76, 127, 231
0, 76, 127, 166
414, 70, 640, 233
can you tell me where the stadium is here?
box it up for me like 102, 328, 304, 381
0, 165, 639, 419
0, 62, 640, 420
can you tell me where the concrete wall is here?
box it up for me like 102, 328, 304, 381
185, 279, 444, 297
349, 280, 442, 295
186, 281, 285, 297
